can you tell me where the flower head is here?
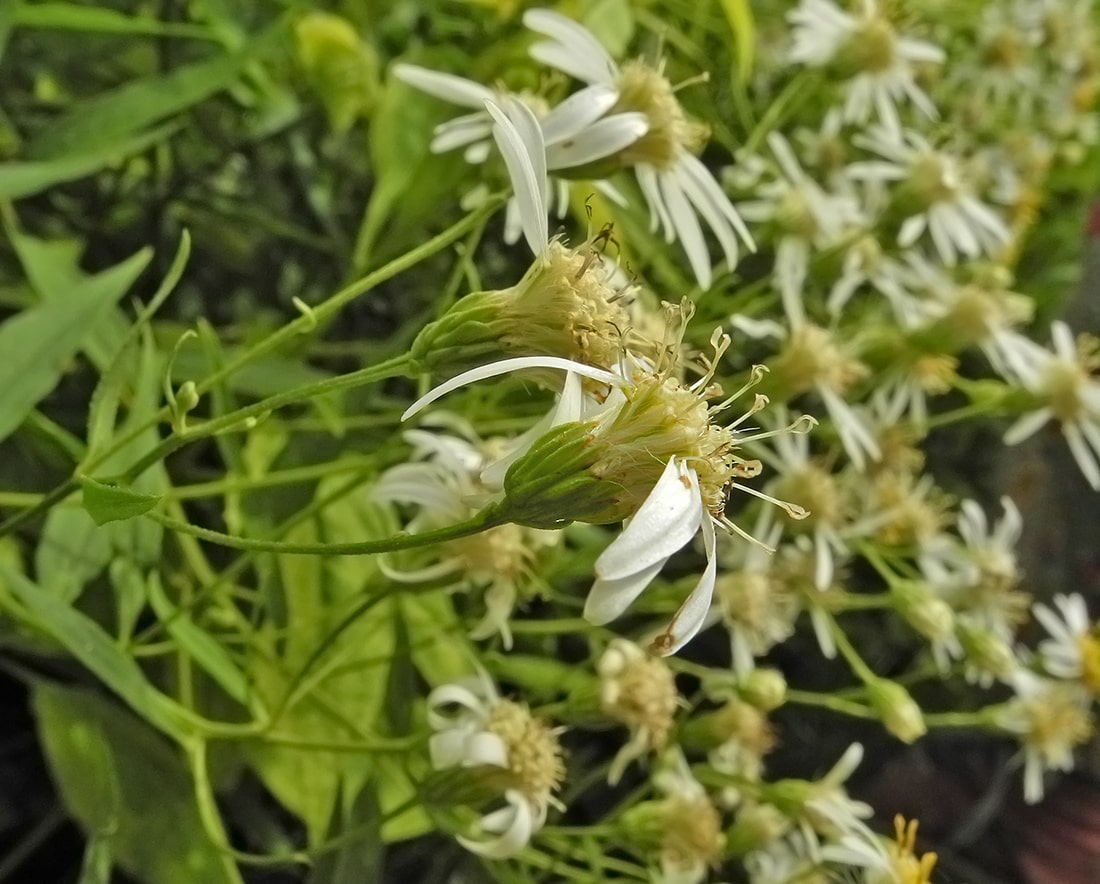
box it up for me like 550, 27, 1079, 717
523, 8, 755, 287
427, 675, 565, 857
598, 638, 681, 783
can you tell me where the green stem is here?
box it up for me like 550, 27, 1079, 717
786, 688, 876, 720
168, 457, 376, 500
0, 202, 497, 539
826, 612, 879, 686
146, 502, 510, 555
119, 353, 413, 483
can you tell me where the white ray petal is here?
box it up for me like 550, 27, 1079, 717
393, 63, 495, 107
594, 458, 704, 580
403, 356, 620, 421
485, 98, 548, 256
657, 512, 718, 655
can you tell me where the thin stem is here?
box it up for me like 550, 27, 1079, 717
146, 503, 510, 555
120, 353, 413, 483
786, 688, 876, 720
826, 612, 879, 686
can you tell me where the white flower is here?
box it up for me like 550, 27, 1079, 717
374, 421, 560, 647
427, 675, 565, 857
787, 743, 875, 859
730, 316, 879, 471
787, 0, 944, 137
1003, 321, 1100, 490
523, 8, 755, 288
393, 64, 647, 248
1033, 593, 1100, 691
598, 638, 680, 784
403, 345, 810, 656
918, 496, 1027, 641
848, 128, 1011, 266
650, 749, 726, 884
737, 132, 863, 321
996, 670, 1094, 803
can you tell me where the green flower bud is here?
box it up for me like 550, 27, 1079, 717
867, 678, 927, 743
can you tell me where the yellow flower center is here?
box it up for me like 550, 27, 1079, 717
601, 651, 679, 749
660, 794, 725, 873
773, 323, 869, 397
486, 700, 565, 805
612, 60, 708, 170
848, 15, 898, 74
1077, 631, 1100, 696
1022, 683, 1094, 758
503, 238, 637, 371
884, 816, 938, 884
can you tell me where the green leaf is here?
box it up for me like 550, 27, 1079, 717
35, 505, 112, 603
147, 573, 255, 708
14, 3, 214, 39
0, 563, 185, 737
306, 777, 384, 884
80, 476, 161, 526
0, 123, 178, 199
34, 685, 241, 884
26, 43, 260, 160
0, 247, 151, 444
716, 0, 755, 84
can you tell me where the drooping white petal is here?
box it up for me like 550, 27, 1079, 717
657, 512, 718, 655
585, 558, 668, 625
594, 458, 704, 580
457, 794, 535, 859
403, 356, 620, 421
485, 98, 548, 256
393, 63, 495, 108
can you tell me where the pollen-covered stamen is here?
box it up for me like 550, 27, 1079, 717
611, 59, 709, 170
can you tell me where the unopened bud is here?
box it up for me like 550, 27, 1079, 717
868, 678, 926, 743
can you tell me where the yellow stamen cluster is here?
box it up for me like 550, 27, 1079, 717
887, 816, 939, 884
1018, 682, 1094, 760
1044, 333, 1100, 424
772, 323, 869, 397
599, 640, 680, 750
712, 698, 776, 760
486, 700, 566, 806
844, 15, 898, 74
870, 469, 949, 548
449, 522, 536, 582
659, 793, 725, 877
503, 238, 638, 371
716, 570, 799, 652
612, 60, 708, 170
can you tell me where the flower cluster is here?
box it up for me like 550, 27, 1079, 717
372, 0, 1100, 874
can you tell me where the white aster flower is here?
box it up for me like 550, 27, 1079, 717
918, 496, 1027, 641
778, 742, 875, 860
787, 0, 944, 137
822, 814, 938, 884
427, 675, 565, 857
523, 8, 755, 288
1033, 593, 1100, 693
848, 128, 1011, 266
730, 315, 879, 471
737, 131, 863, 320
649, 749, 726, 884
373, 422, 560, 647
996, 670, 1094, 804
1003, 321, 1100, 490
403, 335, 812, 655
394, 63, 647, 247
